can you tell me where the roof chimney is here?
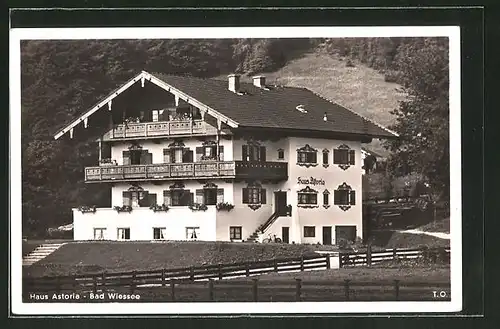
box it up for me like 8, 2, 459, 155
252, 75, 266, 88
228, 74, 240, 93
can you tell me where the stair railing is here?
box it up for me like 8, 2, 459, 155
260, 211, 280, 234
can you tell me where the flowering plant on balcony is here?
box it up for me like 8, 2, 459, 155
200, 155, 218, 161
99, 158, 118, 166
216, 202, 235, 212
150, 204, 170, 212
188, 203, 208, 211
78, 205, 96, 214
114, 205, 132, 213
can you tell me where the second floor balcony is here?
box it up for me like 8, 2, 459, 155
85, 161, 288, 183
102, 119, 218, 141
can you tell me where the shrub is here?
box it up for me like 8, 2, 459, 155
346, 59, 355, 67
216, 202, 235, 212
384, 70, 402, 83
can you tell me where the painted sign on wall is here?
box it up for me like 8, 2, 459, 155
297, 177, 325, 186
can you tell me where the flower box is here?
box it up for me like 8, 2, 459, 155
78, 205, 96, 214
114, 205, 132, 213
188, 203, 208, 211
216, 202, 235, 212
149, 204, 170, 212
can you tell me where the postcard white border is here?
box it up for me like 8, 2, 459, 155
10, 26, 462, 315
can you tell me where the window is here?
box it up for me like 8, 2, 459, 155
334, 183, 356, 211
277, 149, 285, 160
242, 144, 266, 162
296, 144, 318, 167
242, 182, 266, 210
117, 228, 130, 240
93, 228, 106, 240
153, 227, 166, 240
322, 149, 329, 167
323, 189, 330, 208
123, 186, 154, 207
171, 189, 192, 206
186, 227, 199, 240
297, 186, 318, 208
334, 145, 355, 170
123, 149, 152, 165
304, 226, 315, 237
230, 226, 242, 240
196, 183, 224, 205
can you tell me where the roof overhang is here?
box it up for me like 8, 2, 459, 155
53, 71, 239, 140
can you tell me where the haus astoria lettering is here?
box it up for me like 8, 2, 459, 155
297, 177, 325, 186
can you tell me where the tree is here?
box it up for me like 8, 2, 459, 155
383, 38, 449, 202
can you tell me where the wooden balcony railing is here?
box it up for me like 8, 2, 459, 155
103, 119, 218, 140
85, 161, 288, 182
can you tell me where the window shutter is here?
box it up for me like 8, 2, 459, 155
259, 146, 266, 162
190, 192, 194, 205
323, 152, 328, 165
323, 193, 329, 205
183, 149, 193, 163
218, 146, 224, 161
163, 149, 171, 163
333, 190, 340, 205
248, 145, 254, 161
349, 190, 356, 205
148, 193, 157, 207
138, 191, 149, 207
141, 151, 152, 165
163, 190, 171, 206
242, 188, 249, 203
123, 151, 131, 165
349, 150, 355, 165
312, 152, 317, 163
333, 150, 339, 164
217, 189, 224, 203
196, 189, 204, 204
242, 145, 248, 161
196, 147, 203, 161
260, 189, 267, 204
122, 191, 131, 206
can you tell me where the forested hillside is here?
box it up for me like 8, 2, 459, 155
20, 37, 449, 236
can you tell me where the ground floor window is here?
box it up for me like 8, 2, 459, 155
93, 228, 106, 240
229, 226, 242, 240
186, 227, 199, 240
117, 228, 130, 240
303, 226, 315, 237
153, 227, 166, 240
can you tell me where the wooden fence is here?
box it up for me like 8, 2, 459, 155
339, 247, 451, 268
24, 254, 330, 295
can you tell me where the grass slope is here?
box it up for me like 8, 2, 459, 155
417, 217, 450, 233
370, 231, 449, 249
24, 241, 335, 277
229, 51, 405, 155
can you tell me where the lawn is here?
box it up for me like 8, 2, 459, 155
370, 230, 450, 249
417, 217, 450, 233
23, 240, 338, 278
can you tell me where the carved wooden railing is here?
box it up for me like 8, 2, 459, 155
105, 119, 218, 139
85, 161, 288, 182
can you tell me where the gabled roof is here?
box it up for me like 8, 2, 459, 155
54, 71, 398, 140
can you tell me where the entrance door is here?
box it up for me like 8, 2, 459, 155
282, 227, 290, 244
335, 225, 357, 244
322, 226, 332, 245
274, 191, 287, 216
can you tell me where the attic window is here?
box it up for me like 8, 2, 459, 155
295, 105, 307, 113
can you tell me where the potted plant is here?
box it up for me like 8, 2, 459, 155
114, 205, 132, 213
216, 202, 235, 212
150, 204, 170, 212
188, 203, 208, 211
78, 205, 97, 214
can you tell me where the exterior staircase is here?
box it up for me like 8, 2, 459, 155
246, 211, 280, 243
22, 243, 65, 266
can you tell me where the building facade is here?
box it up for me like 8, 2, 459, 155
55, 71, 397, 244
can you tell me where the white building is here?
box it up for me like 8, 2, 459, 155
54, 71, 397, 244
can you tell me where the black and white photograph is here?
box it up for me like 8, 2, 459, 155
10, 25, 461, 314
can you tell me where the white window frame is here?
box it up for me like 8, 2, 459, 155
117, 227, 130, 240
153, 227, 166, 240
186, 227, 200, 241
93, 228, 106, 240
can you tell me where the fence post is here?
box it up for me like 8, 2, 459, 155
393, 248, 397, 260
274, 259, 278, 272
130, 271, 136, 294
93, 275, 98, 293
208, 279, 214, 301
218, 264, 223, 280
325, 255, 331, 269
367, 244, 372, 267
339, 253, 343, 268
246, 262, 250, 277
171, 280, 176, 301
190, 266, 195, 281
300, 256, 304, 272
252, 278, 258, 302
101, 272, 107, 293
344, 280, 351, 301
161, 269, 166, 287
295, 279, 302, 301
394, 280, 400, 301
